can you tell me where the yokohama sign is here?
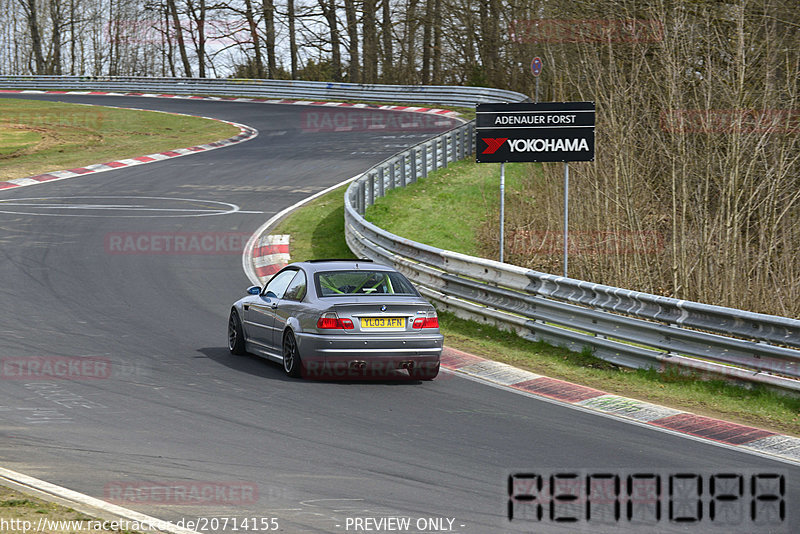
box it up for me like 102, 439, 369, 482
476, 102, 595, 163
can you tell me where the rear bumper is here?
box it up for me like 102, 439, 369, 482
295, 331, 442, 378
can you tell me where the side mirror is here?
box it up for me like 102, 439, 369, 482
247, 286, 261, 295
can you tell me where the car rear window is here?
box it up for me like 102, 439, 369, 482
315, 270, 418, 297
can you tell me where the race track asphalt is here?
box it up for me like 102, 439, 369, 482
0, 94, 796, 534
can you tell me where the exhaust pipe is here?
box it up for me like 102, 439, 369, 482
349, 361, 367, 370
399, 361, 414, 370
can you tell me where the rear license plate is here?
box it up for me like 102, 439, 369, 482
361, 317, 405, 329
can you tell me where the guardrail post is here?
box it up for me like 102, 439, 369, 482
422, 145, 429, 178
400, 154, 407, 186
443, 135, 449, 168
431, 139, 438, 171
358, 181, 365, 214
468, 122, 475, 154
389, 161, 397, 190
452, 132, 458, 161
411, 149, 418, 183
378, 167, 385, 197
368, 173, 375, 207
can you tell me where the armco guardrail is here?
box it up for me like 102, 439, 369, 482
344, 122, 800, 394
0, 75, 529, 106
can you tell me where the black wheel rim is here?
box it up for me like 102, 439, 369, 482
283, 335, 296, 372
228, 314, 237, 350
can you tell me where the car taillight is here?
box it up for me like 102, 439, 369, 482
317, 312, 354, 330
412, 312, 439, 329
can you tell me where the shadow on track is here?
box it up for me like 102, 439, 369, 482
197, 346, 424, 386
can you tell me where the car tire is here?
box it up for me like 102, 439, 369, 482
228, 310, 247, 355
282, 331, 302, 378
411, 362, 440, 381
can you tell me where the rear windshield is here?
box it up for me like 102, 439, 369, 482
315, 270, 418, 297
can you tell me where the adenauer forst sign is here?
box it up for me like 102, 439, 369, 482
476, 102, 595, 163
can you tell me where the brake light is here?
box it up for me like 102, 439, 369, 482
423, 316, 439, 328
412, 313, 439, 329
317, 312, 354, 330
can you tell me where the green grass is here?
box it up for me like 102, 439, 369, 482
0, 126, 42, 156
273, 184, 357, 261
0, 486, 143, 533
0, 98, 239, 180
365, 160, 530, 256
270, 162, 800, 437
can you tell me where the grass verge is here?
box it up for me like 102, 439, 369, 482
271, 164, 800, 436
0, 98, 239, 180
0, 485, 142, 533
365, 160, 528, 255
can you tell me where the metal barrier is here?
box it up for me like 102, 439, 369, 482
0, 75, 529, 106
344, 122, 800, 394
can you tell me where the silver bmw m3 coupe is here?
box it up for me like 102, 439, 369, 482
228, 259, 443, 380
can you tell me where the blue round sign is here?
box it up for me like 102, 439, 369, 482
531, 57, 543, 77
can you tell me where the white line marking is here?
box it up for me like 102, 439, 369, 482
0, 195, 248, 218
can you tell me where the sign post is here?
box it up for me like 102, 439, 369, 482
563, 162, 569, 277
500, 162, 505, 262
476, 102, 595, 271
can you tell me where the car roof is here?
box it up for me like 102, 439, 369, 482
291, 259, 394, 274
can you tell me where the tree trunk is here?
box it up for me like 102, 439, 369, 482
49, 0, 63, 74
344, 0, 359, 82
187, 0, 207, 77
262, 0, 276, 77
318, 0, 341, 81
16, 0, 46, 74
431, 0, 441, 83
402, 0, 418, 82
288, 0, 297, 79
421, 0, 433, 83
164, 0, 176, 77
242, 0, 263, 77
381, 0, 392, 81
362, 0, 378, 83
166, 0, 192, 77
69, 0, 77, 74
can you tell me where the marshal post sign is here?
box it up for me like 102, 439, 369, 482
476, 102, 595, 163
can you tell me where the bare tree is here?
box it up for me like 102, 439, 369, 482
186, 0, 207, 77
262, 0, 276, 77
380, 0, 392, 80
318, 0, 341, 80
362, 0, 378, 82
343, 0, 359, 82
287, 0, 298, 78
166, 0, 192, 76
15, 0, 47, 73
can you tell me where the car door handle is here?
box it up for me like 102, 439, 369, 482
270, 302, 278, 309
